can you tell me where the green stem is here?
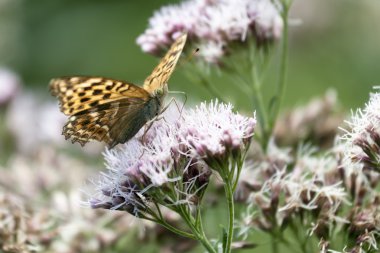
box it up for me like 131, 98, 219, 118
195, 203, 203, 230
232, 151, 247, 192
271, 235, 279, 253
269, 3, 290, 134
223, 181, 235, 253
246, 40, 270, 148
194, 228, 217, 253
187, 62, 227, 102
288, 219, 309, 253
141, 201, 197, 240
157, 220, 197, 240
179, 205, 217, 253
251, 65, 270, 148
153, 201, 164, 220
158, 170, 215, 252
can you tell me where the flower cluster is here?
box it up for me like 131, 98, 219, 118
91, 101, 255, 220
236, 89, 380, 252
179, 102, 255, 167
238, 144, 349, 239
274, 90, 343, 147
0, 148, 147, 253
137, 0, 283, 63
0, 193, 37, 253
343, 198, 380, 252
342, 89, 380, 173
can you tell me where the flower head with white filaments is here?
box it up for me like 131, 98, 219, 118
342, 88, 380, 173
180, 101, 256, 162
237, 143, 350, 239
90, 100, 256, 221
137, 0, 283, 63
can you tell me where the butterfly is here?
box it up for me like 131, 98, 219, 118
49, 33, 187, 148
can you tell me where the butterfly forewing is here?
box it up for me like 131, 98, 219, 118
143, 33, 187, 94
50, 77, 155, 147
50, 77, 150, 115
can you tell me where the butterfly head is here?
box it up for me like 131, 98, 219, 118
151, 82, 168, 100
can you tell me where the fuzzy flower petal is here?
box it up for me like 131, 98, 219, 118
137, 0, 283, 62
179, 100, 256, 164
91, 100, 255, 214
342, 89, 380, 172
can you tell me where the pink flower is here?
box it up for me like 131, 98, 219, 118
179, 100, 256, 164
342, 89, 380, 172
91, 100, 255, 213
137, 0, 283, 63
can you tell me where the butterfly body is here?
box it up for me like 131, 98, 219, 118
50, 34, 187, 148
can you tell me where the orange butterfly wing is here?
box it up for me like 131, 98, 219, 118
143, 33, 187, 94
49, 77, 159, 147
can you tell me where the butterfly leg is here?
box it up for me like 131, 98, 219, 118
166, 91, 187, 116
141, 121, 155, 144
140, 114, 166, 144
158, 96, 187, 125
141, 96, 187, 143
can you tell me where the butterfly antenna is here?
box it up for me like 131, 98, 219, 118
179, 48, 200, 67
186, 48, 199, 62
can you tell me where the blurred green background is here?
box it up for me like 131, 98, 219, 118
0, 0, 380, 252
1, 0, 380, 109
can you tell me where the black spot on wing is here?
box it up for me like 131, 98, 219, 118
80, 97, 90, 103
92, 89, 103, 95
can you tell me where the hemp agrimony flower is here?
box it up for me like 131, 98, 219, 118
179, 101, 256, 169
137, 0, 287, 151
236, 142, 358, 251
90, 100, 255, 253
343, 89, 380, 173
137, 0, 283, 63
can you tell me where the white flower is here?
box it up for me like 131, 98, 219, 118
197, 41, 225, 64
342, 89, 380, 172
248, 0, 283, 39
196, 0, 251, 42
91, 100, 255, 213
179, 100, 256, 162
137, 0, 283, 63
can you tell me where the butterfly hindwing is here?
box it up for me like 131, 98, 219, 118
63, 98, 159, 148
108, 96, 161, 148
143, 33, 187, 94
